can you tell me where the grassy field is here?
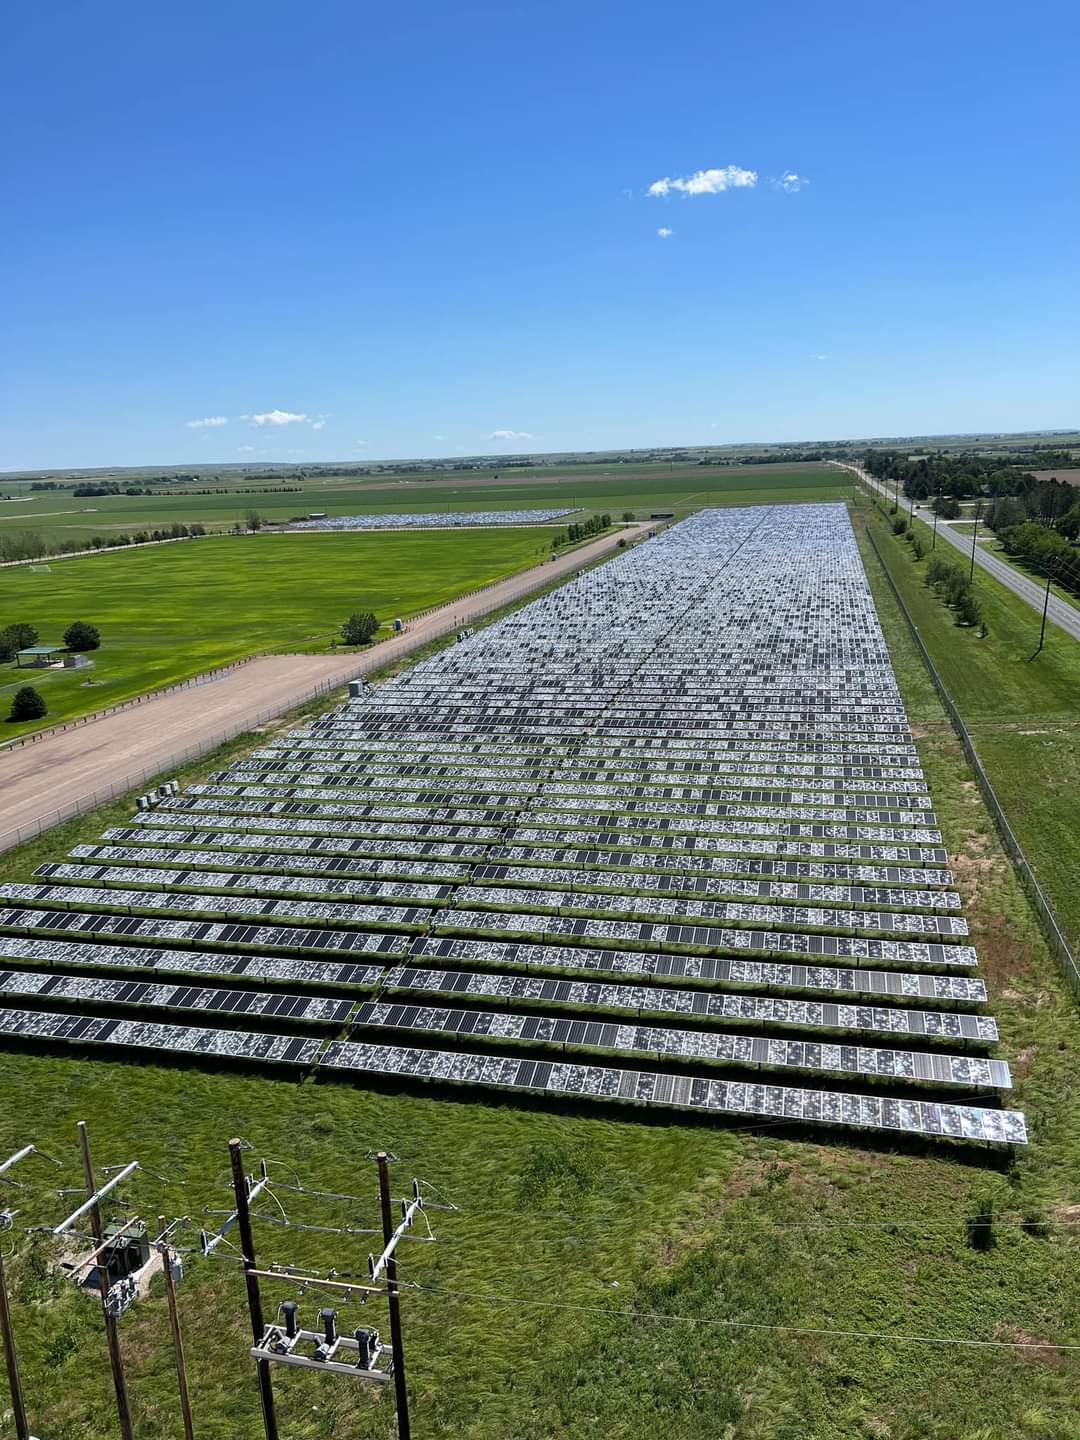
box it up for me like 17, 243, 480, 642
861, 500, 1080, 957
0, 528, 554, 730
0, 463, 852, 546
0, 504, 1078, 1438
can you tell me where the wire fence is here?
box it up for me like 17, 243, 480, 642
866, 523, 1080, 1003
0, 654, 270, 752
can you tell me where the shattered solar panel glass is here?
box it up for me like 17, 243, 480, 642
0, 505, 1025, 1144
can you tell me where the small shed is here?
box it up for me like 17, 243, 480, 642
15, 645, 64, 669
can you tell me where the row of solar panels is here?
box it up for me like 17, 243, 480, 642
0, 930, 991, 1004
0, 969, 1007, 1088
57, 849, 961, 908
123, 813, 953, 865
0, 1005, 1026, 1146
81, 835, 958, 888
32, 864, 966, 925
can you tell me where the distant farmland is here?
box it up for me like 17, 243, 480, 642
0, 462, 851, 548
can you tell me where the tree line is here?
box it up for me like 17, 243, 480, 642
551, 513, 612, 548
0, 522, 207, 564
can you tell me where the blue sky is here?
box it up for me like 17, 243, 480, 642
2, 0, 1077, 470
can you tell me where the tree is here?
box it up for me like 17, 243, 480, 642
0, 623, 38, 662
244, 509, 263, 532
63, 621, 101, 652
622, 511, 636, 522
340, 612, 379, 646
956, 589, 983, 628
8, 686, 47, 722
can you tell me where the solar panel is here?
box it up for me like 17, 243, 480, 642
0, 504, 1026, 1145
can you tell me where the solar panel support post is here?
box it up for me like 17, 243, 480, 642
229, 1139, 279, 1440
377, 1151, 411, 1440
0, 1223, 30, 1440
157, 1215, 195, 1440
77, 1121, 134, 1440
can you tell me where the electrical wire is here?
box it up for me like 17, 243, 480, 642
408, 1282, 1080, 1353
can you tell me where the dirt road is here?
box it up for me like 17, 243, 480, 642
0, 523, 648, 852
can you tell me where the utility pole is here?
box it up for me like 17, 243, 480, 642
229, 1139, 279, 1440
157, 1215, 195, 1440
969, 501, 982, 582
378, 1151, 411, 1440
0, 1192, 30, 1440
77, 1122, 134, 1440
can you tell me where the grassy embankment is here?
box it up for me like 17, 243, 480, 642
0, 503, 1077, 1438
862, 499, 1080, 958
0, 527, 555, 730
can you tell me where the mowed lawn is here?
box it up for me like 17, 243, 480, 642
0, 528, 553, 729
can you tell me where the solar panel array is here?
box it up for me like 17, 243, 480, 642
0, 504, 1028, 1144
286, 508, 579, 531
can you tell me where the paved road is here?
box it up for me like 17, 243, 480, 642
834, 463, 1080, 645
0, 523, 647, 853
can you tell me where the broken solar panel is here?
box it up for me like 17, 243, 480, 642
0, 504, 1026, 1145
0, 1005, 1026, 1145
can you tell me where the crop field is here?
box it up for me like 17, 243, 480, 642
0, 528, 553, 730
0, 504, 1077, 1440
0, 462, 851, 547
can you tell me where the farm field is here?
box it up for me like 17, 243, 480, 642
0, 462, 851, 548
0, 528, 554, 730
859, 500, 1080, 957
0, 506, 1078, 1440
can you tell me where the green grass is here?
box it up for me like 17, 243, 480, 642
860, 500, 1080, 956
0, 462, 852, 546
0, 528, 555, 730
0, 503, 1078, 1438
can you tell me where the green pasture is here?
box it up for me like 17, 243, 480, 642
0, 463, 852, 546
0, 528, 552, 730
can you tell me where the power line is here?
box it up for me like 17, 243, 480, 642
409, 1283, 1080, 1354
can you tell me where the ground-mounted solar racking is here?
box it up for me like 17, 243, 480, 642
0, 505, 1028, 1145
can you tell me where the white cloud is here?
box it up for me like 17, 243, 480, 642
776, 171, 808, 193
657, 227, 673, 239
434, 434, 445, 441
187, 415, 228, 429
648, 166, 757, 198
250, 409, 309, 427
489, 429, 533, 441
312, 415, 328, 431
354, 441, 367, 448
237, 445, 256, 453
814, 353, 829, 361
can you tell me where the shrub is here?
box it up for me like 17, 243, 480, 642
966, 1193, 996, 1251
340, 612, 379, 646
8, 686, 47, 722
63, 621, 101, 652
910, 534, 926, 560
891, 515, 908, 535
942, 568, 972, 606
956, 589, 983, 627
